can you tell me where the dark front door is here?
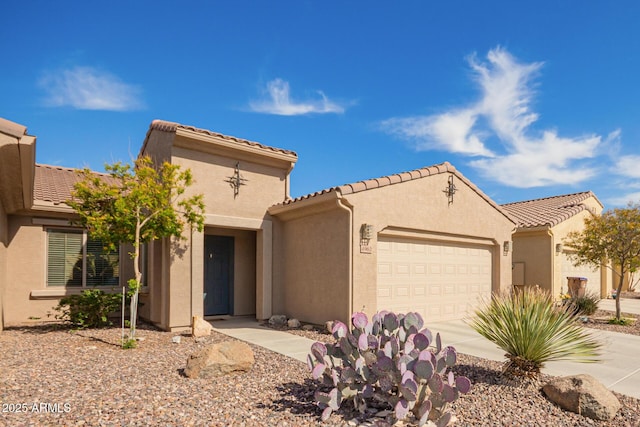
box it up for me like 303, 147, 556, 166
204, 235, 234, 316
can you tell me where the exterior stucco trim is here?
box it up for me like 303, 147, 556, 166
378, 227, 499, 247
139, 120, 298, 163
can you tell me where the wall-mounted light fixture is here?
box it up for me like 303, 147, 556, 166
556, 243, 563, 254
442, 175, 457, 205
503, 241, 510, 256
360, 224, 374, 240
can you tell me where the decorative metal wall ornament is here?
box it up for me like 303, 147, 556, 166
443, 174, 457, 205
225, 162, 248, 198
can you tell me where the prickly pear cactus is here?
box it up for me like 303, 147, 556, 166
307, 311, 471, 426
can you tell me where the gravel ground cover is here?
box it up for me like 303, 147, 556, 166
2, 321, 639, 427
582, 309, 640, 336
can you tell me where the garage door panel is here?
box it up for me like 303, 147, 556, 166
396, 263, 410, 275
377, 237, 493, 323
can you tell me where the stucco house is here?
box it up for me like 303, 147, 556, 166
0, 117, 516, 331
502, 192, 612, 298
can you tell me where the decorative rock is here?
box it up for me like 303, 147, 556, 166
184, 341, 254, 379
192, 316, 213, 337
325, 320, 335, 334
194, 337, 207, 344
542, 374, 621, 420
268, 314, 287, 326
172, 335, 181, 344
302, 324, 315, 331
287, 318, 301, 328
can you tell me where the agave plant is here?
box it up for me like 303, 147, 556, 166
468, 287, 602, 378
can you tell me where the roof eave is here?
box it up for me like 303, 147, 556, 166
174, 127, 298, 164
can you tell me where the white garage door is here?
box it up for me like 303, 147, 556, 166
377, 237, 493, 324
560, 252, 600, 293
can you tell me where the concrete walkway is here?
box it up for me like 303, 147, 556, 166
211, 317, 315, 363
212, 303, 640, 399
599, 296, 640, 315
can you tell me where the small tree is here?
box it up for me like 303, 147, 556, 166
564, 203, 640, 321
68, 156, 205, 339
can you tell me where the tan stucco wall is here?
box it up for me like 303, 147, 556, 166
140, 128, 173, 165
172, 144, 289, 220
5, 216, 51, 323
0, 199, 6, 331
145, 238, 171, 329
345, 172, 514, 317
274, 204, 351, 324
512, 230, 552, 292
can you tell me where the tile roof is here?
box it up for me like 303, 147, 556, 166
501, 191, 599, 228
142, 120, 298, 158
273, 162, 515, 223
34, 164, 113, 207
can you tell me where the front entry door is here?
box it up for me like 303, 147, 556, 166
204, 235, 234, 316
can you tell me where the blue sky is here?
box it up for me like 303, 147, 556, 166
2, 2, 640, 207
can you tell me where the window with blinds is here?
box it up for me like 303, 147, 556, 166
47, 229, 119, 287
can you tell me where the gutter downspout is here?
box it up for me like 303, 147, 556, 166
284, 162, 295, 201
335, 194, 354, 320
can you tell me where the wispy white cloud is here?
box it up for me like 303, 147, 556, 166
382, 47, 608, 188
605, 191, 640, 207
249, 78, 346, 116
39, 66, 144, 111
614, 154, 640, 179
607, 151, 640, 206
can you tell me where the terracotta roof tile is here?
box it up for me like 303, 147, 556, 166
34, 164, 113, 207
143, 119, 297, 158
502, 191, 600, 228
275, 162, 514, 224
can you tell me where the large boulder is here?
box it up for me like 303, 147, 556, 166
268, 314, 287, 326
192, 316, 213, 338
542, 374, 621, 420
184, 341, 254, 379
287, 318, 301, 328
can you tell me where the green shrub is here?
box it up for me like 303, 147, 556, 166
308, 311, 470, 426
122, 337, 137, 349
607, 317, 634, 326
53, 289, 123, 328
571, 292, 600, 316
468, 287, 602, 379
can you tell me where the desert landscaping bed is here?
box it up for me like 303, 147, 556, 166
1, 322, 639, 426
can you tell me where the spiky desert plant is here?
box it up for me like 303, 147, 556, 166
570, 291, 601, 316
468, 287, 602, 378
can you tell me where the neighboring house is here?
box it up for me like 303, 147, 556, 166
502, 192, 612, 298
0, 117, 515, 331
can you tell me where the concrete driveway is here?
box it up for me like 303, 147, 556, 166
213, 298, 640, 399
428, 316, 640, 399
